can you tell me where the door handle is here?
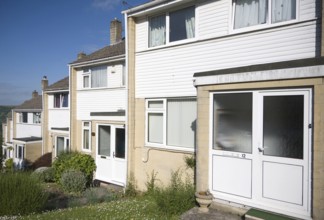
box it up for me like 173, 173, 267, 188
258, 147, 265, 152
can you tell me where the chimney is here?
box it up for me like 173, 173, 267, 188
110, 18, 122, 45
32, 90, 38, 98
42, 76, 48, 90
77, 52, 86, 60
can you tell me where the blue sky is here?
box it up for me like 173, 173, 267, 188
0, 0, 147, 105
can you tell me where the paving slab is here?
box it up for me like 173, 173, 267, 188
181, 207, 243, 220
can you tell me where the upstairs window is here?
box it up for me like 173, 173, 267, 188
19, 112, 28, 123
149, 6, 195, 48
54, 93, 69, 108
82, 66, 107, 88
33, 113, 41, 124
233, 0, 296, 29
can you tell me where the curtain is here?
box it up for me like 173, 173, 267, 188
148, 113, 163, 143
91, 66, 107, 88
185, 7, 195, 39
271, 0, 296, 23
167, 99, 196, 148
149, 15, 166, 47
234, 0, 267, 29
61, 93, 68, 107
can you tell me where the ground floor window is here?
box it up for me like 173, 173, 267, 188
56, 136, 69, 156
146, 97, 196, 150
15, 145, 25, 159
82, 121, 91, 151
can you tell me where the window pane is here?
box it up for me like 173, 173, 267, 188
62, 93, 68, 107
98, 126, 110, 156
148, 100, 163, 108
83, 130, 89, 150
213, 93, 252, 153
167, 99, 196, 148
83, 75, 89, 88
149, 14, 166, 47
115, 128, 125, 159
234, 0, 267, 29
57, 137, 65, 155
263, 95, 303, 159
148, 113, 163, 143
33, 113, 41, 124
91, 66, 107, 88
84, 122, 90, 127
271, 0, 296, 23
170, 6, 195, 42
22, 113, 28, 123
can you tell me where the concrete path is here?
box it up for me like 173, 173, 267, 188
181, 207, 243, 220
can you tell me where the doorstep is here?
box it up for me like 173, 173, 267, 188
180, 207, 242, 220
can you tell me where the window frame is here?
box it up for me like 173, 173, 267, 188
16, 145, 25, 159
82, 66, 108, 89
53, 93, 69, 108
145, 98, 196, 152
22, 112, 28, 123
148, 5, 196, 48
55, 136, 70, 157
33, 112, 41, 124
82, 121, 91, 152
231, 0, 299, 32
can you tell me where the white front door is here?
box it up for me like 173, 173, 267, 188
210, 89, 311, 219
96, 124, 126, 186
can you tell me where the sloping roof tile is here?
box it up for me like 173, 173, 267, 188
14, 95, 42, 110
45, 76, 69, 91
70, 40, 125, 64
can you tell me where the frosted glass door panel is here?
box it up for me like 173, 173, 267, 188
98, 126, 111, 156
213, 93, 252, 153
263, 95, 304, 159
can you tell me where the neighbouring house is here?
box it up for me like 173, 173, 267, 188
69, 19, 127, 186
123, 0, 323, 219
12, 90, 42, 168
42, 76, 70, 162
2, 111, 14, 160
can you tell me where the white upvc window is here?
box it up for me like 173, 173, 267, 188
19, 112, 28, 123
233, 0, 297, 30
56, 136, 70, 156
33, 112, 41, 124
145, 98, 197, 151
82, 66, 107, 89
54, 93, 69, 108
15, 145, 25, 159
148, 6, 195, 48
82, 121, 91, 151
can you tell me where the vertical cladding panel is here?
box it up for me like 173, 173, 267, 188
198, 0, 230, 38
16, 124, 41, 138
77, 89, 126, 120
135, 22, 317, 98
136, 17, 148, 52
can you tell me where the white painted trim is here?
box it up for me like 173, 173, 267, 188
194, 65, 324, 86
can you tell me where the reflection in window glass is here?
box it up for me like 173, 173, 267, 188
169, 6, 195, 42
263, 95, 303, 159
115, 128, 125, 159
213, 93, 252, 153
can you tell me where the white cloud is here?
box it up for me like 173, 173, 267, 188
92, 0, 121, 11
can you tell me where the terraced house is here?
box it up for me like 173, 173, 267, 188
69, 19, 127, 186
2, 111, 13, 160
123, 0, 324, 219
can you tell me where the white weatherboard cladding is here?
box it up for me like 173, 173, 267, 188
107, 64, 124, 88
77, 89, 126, 120
48, 109, 70, 129
16, 124, 41, 138
136, 16, 148, 52
135, 21, 317, 98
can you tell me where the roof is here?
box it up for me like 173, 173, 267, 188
14, 95, 42, 111
70, 40, 125, 65
45, 76, 69, 92
13, 137, 42, 142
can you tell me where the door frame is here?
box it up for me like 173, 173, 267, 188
208, 88, 312, 219
95, 123, 127, 186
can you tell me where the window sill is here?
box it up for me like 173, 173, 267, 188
144, 143, 194, 153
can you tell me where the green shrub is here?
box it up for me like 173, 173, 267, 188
52, 151, 96, 186
0, 172, 48, 216
61, 169, 87, 194
32, 167, 54, 183
83, 187, 118, 204
151, 169, 195, 216
4, 158, 14, 172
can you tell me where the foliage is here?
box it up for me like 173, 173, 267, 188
19, 197, 179, 220
60, 169, 87, 194
4, 158, 14, 172
125, 174, 138, 197
0, 172, 48, 216
32, 167, 55, 183
184, 155, 196, 170
150, 169, 195, 216
52, 151, 96, 186
145, 170, 159, 194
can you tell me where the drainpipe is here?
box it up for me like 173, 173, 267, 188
124, 11, 129, 188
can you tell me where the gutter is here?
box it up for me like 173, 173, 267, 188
69, 55, 125, 68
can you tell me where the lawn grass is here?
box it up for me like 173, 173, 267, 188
18, 196, 180, 220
